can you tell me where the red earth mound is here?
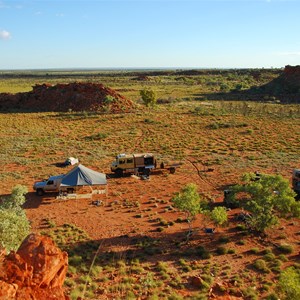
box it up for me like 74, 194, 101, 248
0, 82, 136, 113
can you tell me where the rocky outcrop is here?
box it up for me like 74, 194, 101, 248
0, 234, 68, 300
0, 82, 136, 112
280, 65, 300, 93
253, 65, 300, 102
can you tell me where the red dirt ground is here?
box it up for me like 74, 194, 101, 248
23, 162, 300, 263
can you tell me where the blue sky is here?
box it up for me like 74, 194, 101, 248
1, 0, 300, 69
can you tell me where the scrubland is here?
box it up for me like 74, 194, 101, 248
0, 69, 299, 299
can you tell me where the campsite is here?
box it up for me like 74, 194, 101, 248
0, 68, 300, 299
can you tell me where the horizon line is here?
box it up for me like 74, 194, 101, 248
0, 66, 284, 72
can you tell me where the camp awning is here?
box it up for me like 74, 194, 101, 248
60, 164, 107, 187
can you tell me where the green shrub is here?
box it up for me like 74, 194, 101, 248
140, 88, 157, 107
278, 254, 289, 262
228, 249, 236, 254
243, 286, 258, 300
0, 185, 30, 252
261, 248, 273, 255
253, 259, 270, 273
216, 246, 228, 255
236, 224, 246, 231
249, 248, 260, 254
69, 255, 83, 266
237, 239, 246, 245
195, 246, 211, 259
278, 243, 293, 254
218, 236, 230, 243
278, 267, 300, 300
263, 293, 279, 300
263, 252, 276, 261
209, 206, 228, 226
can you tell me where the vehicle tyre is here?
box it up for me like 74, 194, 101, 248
169, 167, 176, 174
36, 189, 44, 196
115, 169, 123, 178
67, 188, 74, 194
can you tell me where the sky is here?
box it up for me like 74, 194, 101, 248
1, 0, 300, 70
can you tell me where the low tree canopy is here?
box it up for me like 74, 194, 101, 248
229, 173, 300, 233
172, 183, 202, 220
0, 185, 30, 252
172, 183, 208, 240
278, 267, 300, 300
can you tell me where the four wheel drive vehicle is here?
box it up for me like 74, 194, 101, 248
111, 153, 178, 177
111, 153, 157, 177
33, 174, 73, 196
292, 169, 300, 199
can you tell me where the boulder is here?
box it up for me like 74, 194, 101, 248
0, 234, 68, 300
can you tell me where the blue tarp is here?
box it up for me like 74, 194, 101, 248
60, 164, 107, 187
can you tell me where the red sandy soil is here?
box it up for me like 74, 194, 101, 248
23, 163, 300, 260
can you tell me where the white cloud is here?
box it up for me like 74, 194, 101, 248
0, 30, 11, 40
55, 13, 65, 17
277, 51, 300, 56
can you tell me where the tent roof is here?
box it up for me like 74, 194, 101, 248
60, 164, 107, 187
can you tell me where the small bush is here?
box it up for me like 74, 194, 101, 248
249, 248, 260, 254
264, 293, 279, 300
278, 243, 293, 254
243, 286, 258, 300
159, 218, 169, 226
69, 255, 83, 266
130, 265, 144, 274
263, 252, 276, 262
216, 246, 228, 255
195, 246, 211, 259
218, 236, 230, 244
134, 214, 143, 218
140, 88, 157, 107
253, 259, 270, 273
90, 265, 103, 277
236, 224, 246, 231
261, 248, 273, 255
156, 261, 169, 273
237, 239, 246, 245
278, 254, 289, 262
228, 249, 236, 254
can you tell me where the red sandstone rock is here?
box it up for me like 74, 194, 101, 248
0, 234, 68, 300
0, 82, 136, 113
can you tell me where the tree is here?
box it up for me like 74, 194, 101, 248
140, 88, 157, 107
172, 183, 207, 240
0, 185, 30, 252
230, 173, 300, 233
